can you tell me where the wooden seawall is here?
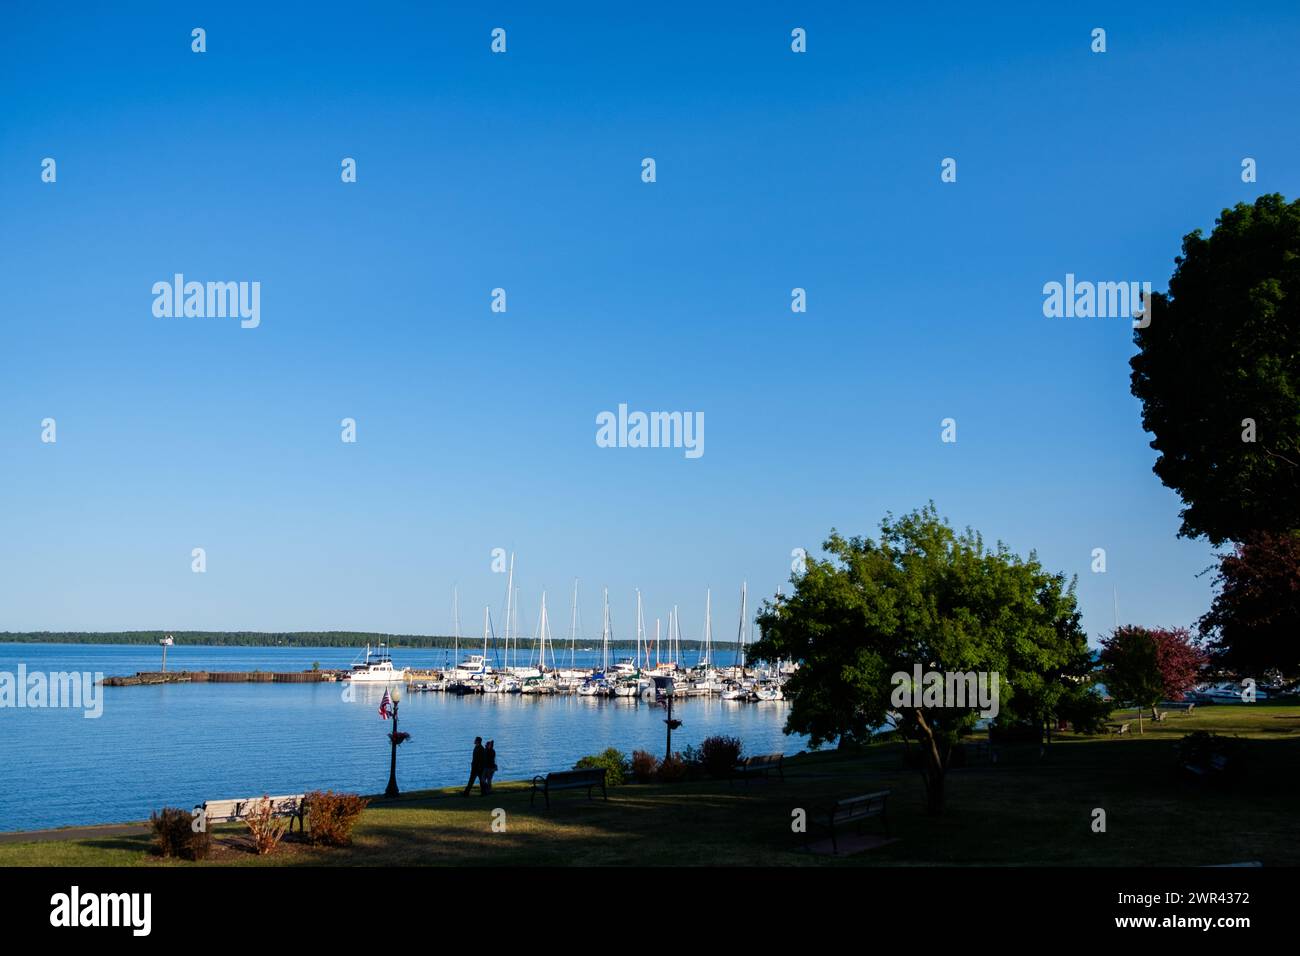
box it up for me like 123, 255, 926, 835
101, 670, 346, 686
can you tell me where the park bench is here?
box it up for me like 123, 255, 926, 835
195, 793, 308, 832
962, 740, 991, 764
1107, 722, 1130, 736
1182, 753, 1229, 781
807, 791, 890, 855
1163, 702, 1195, 716
730, 753, 785, 785
530, 768, 608, 809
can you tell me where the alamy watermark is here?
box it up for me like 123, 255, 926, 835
595, 403, 704, 459
152, 274, 261, 329
1042, 274, 1152, 328
890, 665, 1000, 719
0, 665, 104, 718
50, 886, 150, 936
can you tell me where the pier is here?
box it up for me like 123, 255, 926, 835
99, 666, 791, 701
101, 670, 345, 687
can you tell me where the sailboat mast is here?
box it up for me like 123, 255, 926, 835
601, 588, 611, 672
512, 588, 520, 672
672, 604, 680, 669
655, 618, 661, 669
704, 588, 712, 667
735, 581, 748, 673
538, 592, 551, 672
453, 585, 460, 665
569, 579, 579, 670
635, 589, 643, 670
503, 553, 515, 671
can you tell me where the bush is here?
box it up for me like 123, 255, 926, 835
1175, 731, 1246, 777
678, 744, 707, 780
149, 807, 210, 861
243, 796, 290, 855
1057, 689, 1115, 735
305, 790, 369, 847
630, 750, 659, 783
699, 735, 743, 777
988, 720, 1042, 744
657, 753, 688, 782
575, 748, 628, 788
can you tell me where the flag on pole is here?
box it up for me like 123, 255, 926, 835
379, 689, 391, 719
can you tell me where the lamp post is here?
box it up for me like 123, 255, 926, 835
385, 683, 402, 797
659, 677, 681, 761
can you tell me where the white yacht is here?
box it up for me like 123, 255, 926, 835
346, 644, 408, 683
577, 677, 611, 697
448, 653, 494, 682
721, 679, 750, 701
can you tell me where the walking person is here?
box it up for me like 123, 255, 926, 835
481, 740, 498, 795
463, 736, 486, 796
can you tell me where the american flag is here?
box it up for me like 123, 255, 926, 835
378, 689, 391, 719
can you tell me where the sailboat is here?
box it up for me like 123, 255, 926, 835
521, 592, 556, 692
450, 609, 495, 685
577, 590, 615, 696
556, 580, 589, 683
691, 589, 723, 691
614, 590, 646, 697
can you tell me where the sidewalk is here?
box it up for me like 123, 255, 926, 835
0, 823, 149, 845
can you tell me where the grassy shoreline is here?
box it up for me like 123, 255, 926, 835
3, 703, 1296, 867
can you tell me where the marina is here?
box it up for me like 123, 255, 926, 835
100, 581, 797, 703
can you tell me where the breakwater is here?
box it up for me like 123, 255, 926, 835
101, 670, 346, 686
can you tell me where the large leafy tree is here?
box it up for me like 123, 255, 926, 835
1198, 531, 1300, 677
1098, 626, 1206, 731
1129, 193, 1300, 545
750, 504, 1093, 815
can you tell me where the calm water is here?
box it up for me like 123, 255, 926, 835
0, 643, 800, 832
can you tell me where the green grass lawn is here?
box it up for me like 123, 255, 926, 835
4, 701, 1297, 867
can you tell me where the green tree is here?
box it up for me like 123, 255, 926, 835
751, 504, 1091, 815
1129, 194, 1300, 545
1099, 626, 1206, 732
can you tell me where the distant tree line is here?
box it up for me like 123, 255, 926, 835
0, 630, 711, 651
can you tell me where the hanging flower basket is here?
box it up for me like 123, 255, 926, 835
389, 731, 411, 746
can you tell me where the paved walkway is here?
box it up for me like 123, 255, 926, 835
0, 822, 149, 845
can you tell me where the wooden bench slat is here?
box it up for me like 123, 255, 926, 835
807, 790, 890, 855
730, 753, 785, 786
197, 793, 308, 832
530, 769, 608, 809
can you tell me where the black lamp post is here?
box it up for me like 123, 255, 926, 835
385, 683, 403, 797
660, 678, 681, 761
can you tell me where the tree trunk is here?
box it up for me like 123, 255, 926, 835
913, 709, 947, 815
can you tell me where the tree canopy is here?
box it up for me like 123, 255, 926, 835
1199, 531, 1300, 677
751, 504, 1097, 814
1099, 626, 1206, 728
1129, 193, 1300, 545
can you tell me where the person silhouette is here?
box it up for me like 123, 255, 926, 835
481, 740, 498, 795
464, 736, 485, 795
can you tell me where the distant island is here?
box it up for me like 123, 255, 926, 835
0, 631, 716, 652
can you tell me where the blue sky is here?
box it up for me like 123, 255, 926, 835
2, 2, 1298, 644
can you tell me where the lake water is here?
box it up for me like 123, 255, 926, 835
0, 643, 801, 832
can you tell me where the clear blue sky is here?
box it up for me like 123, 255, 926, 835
2, 2, 1298, 645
